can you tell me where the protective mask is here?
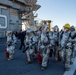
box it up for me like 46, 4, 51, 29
64, 28, 69, 32
54, 28, 58, 32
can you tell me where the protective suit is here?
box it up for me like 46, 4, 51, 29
60, 24, 72, 71
48, 31, 53, 57
31, 26, 39, 60
38, 30, 50, 70
6, 31, 15, 60
24, 29, 35, 64
51, 25, 59, 62
42, 22, 48, 31
70, 25, 76, 64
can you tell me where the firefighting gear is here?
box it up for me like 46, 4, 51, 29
7, 36, 12, 43
60, 43, 72, 69
12, 34, 17, 44
70, 28, 76, 64
41, 30, 48, 44
37, 52, 42, 64
21, 24, 76, 71
30, 26, 37, 31
6, 31, 12, 36
41, 47, 50, 68
52, 26, 60, 62
26, 28, 32, 33
53, 25, 59, 32
70, 25, 75, 30
24, 31, 37, 63
60, 29, 73, 70
43, 22, 48, 30
7, 44, 15, 60
37, 31, 50, 69
38, 43, 50, 69
26, 47, 34, 63
6, 31, 12, 43
64, 23, 70, 29
6, 31, 15, 60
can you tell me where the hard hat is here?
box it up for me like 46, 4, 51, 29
64, 23, 70, 29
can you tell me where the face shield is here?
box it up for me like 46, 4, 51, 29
26, 29, 32, 35
54, 28, 58, 32
70, 27, 75, 31
70, 28, 75, 31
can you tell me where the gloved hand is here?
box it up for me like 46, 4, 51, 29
69, 38, 73, 42
74, 38, 76, 42
49, 37, 53, 40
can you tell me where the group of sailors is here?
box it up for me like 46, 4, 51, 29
6, 23, 76, 71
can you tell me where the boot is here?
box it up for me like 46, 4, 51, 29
70, 62, 73, 65
65, 68, 70, 71
11, 57, 14, 60
26, 61, 32, 64
8, 58, 11, 61
41, 66, 47, 71
54, 59, 58, 63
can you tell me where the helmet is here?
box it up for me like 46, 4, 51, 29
26, 28, 32, 33
36, 23, 42, 29
53, 25, 59, 29
53, 25, 59, 31
30, 26, 37, 31
64, 23, 70, 29
70, 25, 75, 29
6, 31, 12, 36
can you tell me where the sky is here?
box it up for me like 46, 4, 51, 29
36, 0, 76, 29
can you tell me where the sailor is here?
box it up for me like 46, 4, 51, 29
42, 21, 48, 31
23, 28, 34, 64
51, 25, 59, 62
69, 25, 76, 64
6, 31, 15, 60
60, 23, 72, 71
31, 26, 38, 60
39, 29, 50, 70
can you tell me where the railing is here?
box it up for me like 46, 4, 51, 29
24, 0, 37, 5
